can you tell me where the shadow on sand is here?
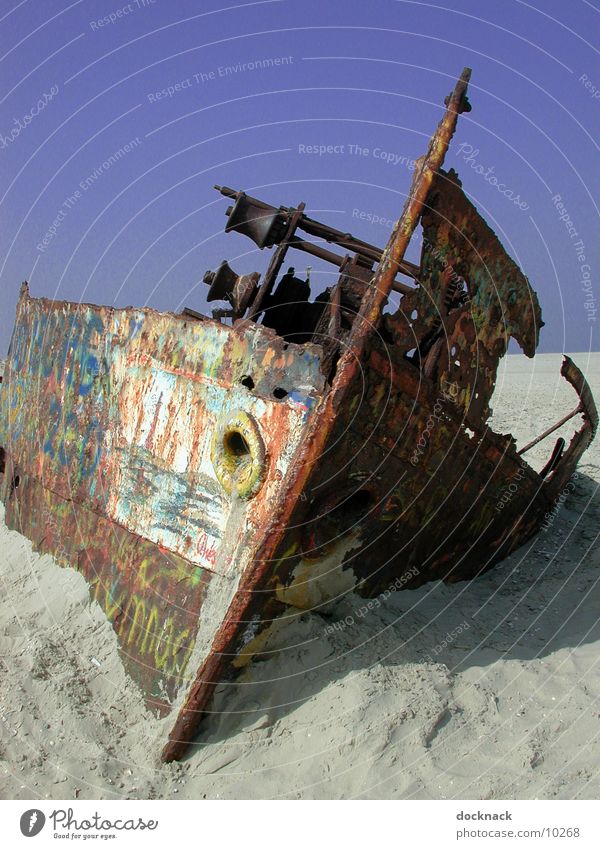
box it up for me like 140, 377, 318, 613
185, 471, 600, 754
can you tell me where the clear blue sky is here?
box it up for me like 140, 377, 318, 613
1, 0, 599, 354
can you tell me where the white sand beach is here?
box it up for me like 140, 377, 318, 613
1, 353, 599, 800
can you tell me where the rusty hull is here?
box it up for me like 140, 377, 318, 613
0, 69, 596, 760
0, 289, 325, 711
160, 69, 596, 760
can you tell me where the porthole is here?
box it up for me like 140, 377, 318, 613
211, 410, 266, 499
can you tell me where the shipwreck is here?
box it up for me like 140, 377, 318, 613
0, 69, 596, 761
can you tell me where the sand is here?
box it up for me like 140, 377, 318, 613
0, 352, 598, 800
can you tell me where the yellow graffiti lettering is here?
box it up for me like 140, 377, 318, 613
126, 596, 147, 646
170, 627, 192, 674
137, 557, 152, 592
139, 605, 158, 656
154, 619, 174, 670
98, 581, 125, 622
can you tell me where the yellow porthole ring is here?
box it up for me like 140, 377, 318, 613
211, 410, 266, 499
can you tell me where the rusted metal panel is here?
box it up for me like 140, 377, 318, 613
160, 68, 596, 762
538, 356, 597, 499
3, 468, 211, 711
161, 67, 476, 761
0, 68, 595, 763
2, 287, 325, 566
0, 286, 325, 708
384, 168, 543, 427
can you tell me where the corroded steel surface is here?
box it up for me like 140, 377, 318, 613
161, 68, 596, 762
3, 469, 211, 709
0, 287, 324, 709
161, 67, 478, 761
0, 69, 596, 762
384, 167, 543, 427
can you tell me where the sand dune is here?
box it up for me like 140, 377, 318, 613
1, 353, 598, 800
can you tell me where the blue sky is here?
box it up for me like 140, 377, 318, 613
1, 0, 599, 354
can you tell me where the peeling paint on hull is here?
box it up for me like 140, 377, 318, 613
0, 290, 323, 711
